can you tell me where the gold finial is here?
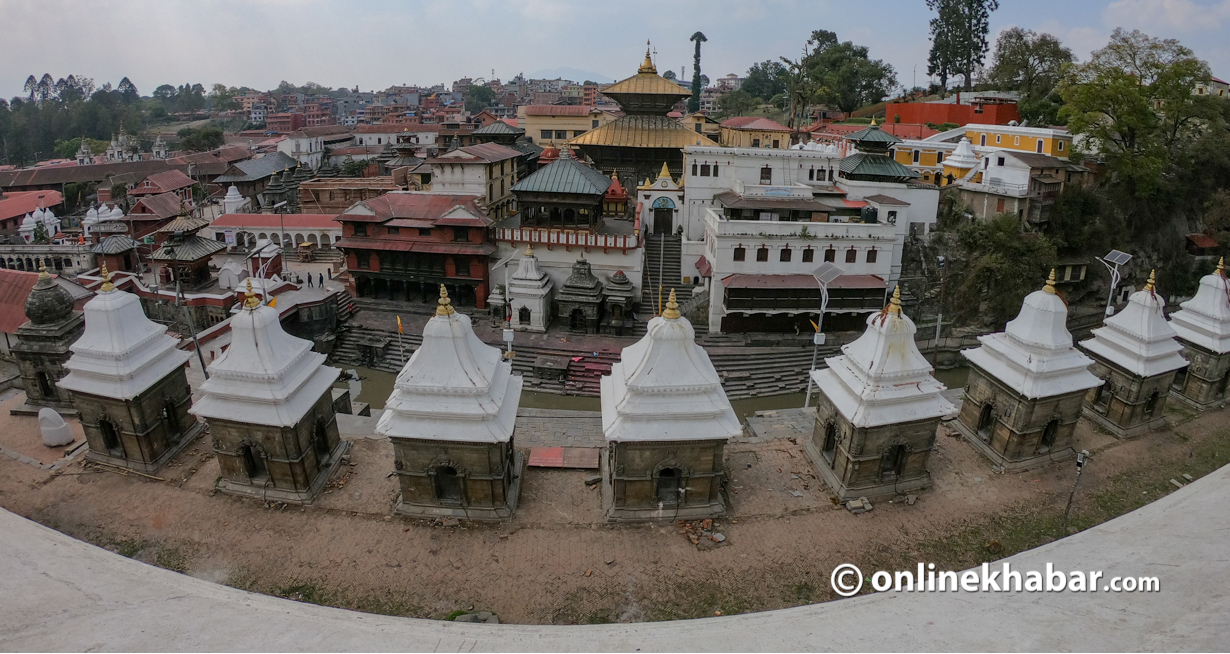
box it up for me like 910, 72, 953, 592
887, 285, 902, 314
525, 244, 534, 257
1217, 257, 1225, 277
639, 41, 657, 74
1043, 268, 1057, 295
436, 284, 455, 316
870, 117, 878, 127
1145, 269, 1156, 293
37, 260, 51, 280
100, 263, 114, 292
658, 161, 671, 180
243, 278, 260, 309
662, 288, 681, 319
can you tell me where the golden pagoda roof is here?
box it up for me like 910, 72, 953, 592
603, 48, 692, 98
568, 115, 716, 149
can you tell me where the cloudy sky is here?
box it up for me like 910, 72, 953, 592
2, 0, 1228, 99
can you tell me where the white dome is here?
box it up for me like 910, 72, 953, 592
1169, 262, 1230, 354
947, 137, 979, 169
1080, 272, 1188, 378
21, 212, 35, 227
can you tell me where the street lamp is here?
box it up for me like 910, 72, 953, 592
804, 262, 843, 409
933, 255, 949, 364
273, 200, 289, 254
1063, 449, 1090, 531
1096, 250, 1133, 317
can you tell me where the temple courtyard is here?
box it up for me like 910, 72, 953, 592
0, 385, 1225, 625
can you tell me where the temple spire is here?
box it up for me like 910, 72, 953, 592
38, 260, 50, 280
436, 284, 455, 316
243, 278, 260, 309
663, 288, 680, 319
1145, 269, 1157, 293
1043, 269, 1057, 295
887, 285, 902, 314
100, 263, 114, 293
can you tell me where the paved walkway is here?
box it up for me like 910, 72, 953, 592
2, 461, 1227, 650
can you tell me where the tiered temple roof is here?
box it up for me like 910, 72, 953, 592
1079, 271, 1188, 378
601, 290, 740, 442
1169, 259, 1230, 354
57, 268, 189, 400
376, 286, 522, 443
811, 287, 954, 427
190, 281, 340, 427
962, 271, 1103, 398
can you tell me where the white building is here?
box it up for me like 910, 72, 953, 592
276, 126, 353, 169
504, 246, 554, 332
600, 290, 740, 520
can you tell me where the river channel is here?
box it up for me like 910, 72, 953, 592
335, 366, 970, 421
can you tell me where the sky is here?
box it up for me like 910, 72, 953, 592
2, 0, 1229, 100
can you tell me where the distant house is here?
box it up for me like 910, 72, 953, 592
0, 268, 92, 355
129, 170, 196, 204
0, 190, 64, 241
719, 117, 792, 149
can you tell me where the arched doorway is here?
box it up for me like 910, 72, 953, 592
656, 467, 682, 505
880, 444, 907, 481
1038, 419, 1059, 454
518, 306, 531, 324
822, 422, 837, 462
312, 419, 331, 463
98, 418, 124, 457
569, 308, 586, 331
162, 399, 182, 442
1144, 390, 1160, 416
242, 445, 268, 482
651, 197, 675, 234
977, 404, 995, 441
36, 372, 57, 401
1172, 367, 1189, 392
434, 466, 462, 504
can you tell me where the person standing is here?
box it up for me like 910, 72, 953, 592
307, 273, 314, 288
319, 272, 325, 288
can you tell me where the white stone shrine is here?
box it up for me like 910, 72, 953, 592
1168, 259, 1230, 408
507, 246, 554, 332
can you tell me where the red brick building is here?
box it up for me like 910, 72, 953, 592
333, 192, 495, 308
266, 112, 305, 133
885, 96, 1020, 127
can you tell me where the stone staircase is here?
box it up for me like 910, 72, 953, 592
637, 234, 709, 332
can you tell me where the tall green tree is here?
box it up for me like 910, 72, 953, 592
689, 32, 708, 113
743, 60, 787, 100
988, 28, 1073, 124
716, 90, 757, 118
926, 0, 1000, 91
804, 30, 897, 114
463, 84, 496, 110
954, 214, 1057, 326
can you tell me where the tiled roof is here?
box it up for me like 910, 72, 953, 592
286, 125, 351, 139
156, 216, 211, 234
845, 123, 903, 145
353, 124, 437, 133
328, 146, 385, 156
212, 213, 342, 230
343, 192, 490, 226
0, 269, 42, 333
839, 153, 919, 181
332, 238, 495, 256
0, 160, 182, 189
0, 190, 64, 222
151, 234, 226, 262
568, 115, 717, 148
721, 116, 791, 131
512, 155, 612, 196
137, 169, 195, 193
473, 121, 525, 136
430, 142, 522, 164
130, 192, 186, 220
1004, 151, 1067, 169
213, 152, 299, 183
523, 105, 596, 117
602, 73, 690, 98
863, 194, 909, 206
92, 235, 139, 254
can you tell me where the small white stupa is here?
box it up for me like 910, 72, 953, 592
957, 270, 1103, 467
1168, 258, 1230, 408
1079, 270, 1188, 436
57, 265, 201, 471
807, 286, 954, 499
378, 285, 524, 519
108, 205, 124, 221
222, 185, 247, 214
82, 206, 99, 236
192, 279, 345, 502
18, 212, 36, 243
507, 245, 554, 332
600, 289, 739, 520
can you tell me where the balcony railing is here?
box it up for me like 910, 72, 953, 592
494, 225, 642, 250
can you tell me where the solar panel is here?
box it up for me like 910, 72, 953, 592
1104, 250, 1133, 265
812, 262, 844, 285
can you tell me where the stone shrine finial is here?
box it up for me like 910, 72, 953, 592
100, 263, 114, 293
870, 117, 878, 127
1043, 269, 1058, 295
525, 244, 534, 257
888, 285, 902, 314
1218, 257, 1225, 276
38, 260, 50, 280
243, 278, 260, 309
663, 288, 681, 319
658, 161, 671, 180
436, 284, 455, 316
639, 41, 656, 74
1145, 269, 1157, 293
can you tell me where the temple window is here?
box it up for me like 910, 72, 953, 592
845, 248, 857, 263
756, 247, 769, 262
733, 247, 745, 262
780, 248, 792, 262
824, 248, 836, 262
802, 248, 814, 263
866, 248, 878, 263
760, 166, 772, 184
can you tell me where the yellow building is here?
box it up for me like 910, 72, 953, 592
518, 105, 617, 147
682, 112, 721, 140
719, 116, 792, 149
891, 123, 1075, 186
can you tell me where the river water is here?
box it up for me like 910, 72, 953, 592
335, 366, 970, 421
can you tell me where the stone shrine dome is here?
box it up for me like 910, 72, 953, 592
1169, 259, 1230, 354
24, 264, 75, 326
1080, 271, 1187, 378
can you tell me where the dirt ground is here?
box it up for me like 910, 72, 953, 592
1, 391, 1226, 625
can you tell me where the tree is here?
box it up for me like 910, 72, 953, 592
53, 137, 109, 160
662, 70, 677, 80
341, 159, 366, 177
117, 77, 139, 102
988, 28, 1073, 124
804, 30, 897, 114
178, 127, 225, 152
153, 84, 176, 108
210, 83, 237, 111
926, 0, 1000, 91
743, 61, 787, 100
716, 90, 758, 118
954, 214, 1057, 326
463, 84, 496, 110
1059, 29, 1215, 194
689, 32, 708, 113
32, 220, 49, 244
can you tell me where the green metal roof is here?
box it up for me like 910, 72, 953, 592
473, 121, 525, 136
845, 123, 903, 145
839, 153, 919, 182
511, 155, 612, 197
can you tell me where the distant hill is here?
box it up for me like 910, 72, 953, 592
528, 68, 617, 84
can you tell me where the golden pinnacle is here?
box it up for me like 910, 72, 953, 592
887, 285, 902, 314
1145, 269, 1157, 293
663, 288, 681, 320
243, 277, 260, 309
1043, 269, 1058, 295
100, 263, 114, 293
38, 260, 50, 280
1217, 257, 1225, 276
436, 284, 455, 316
525, 244, 534, 257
